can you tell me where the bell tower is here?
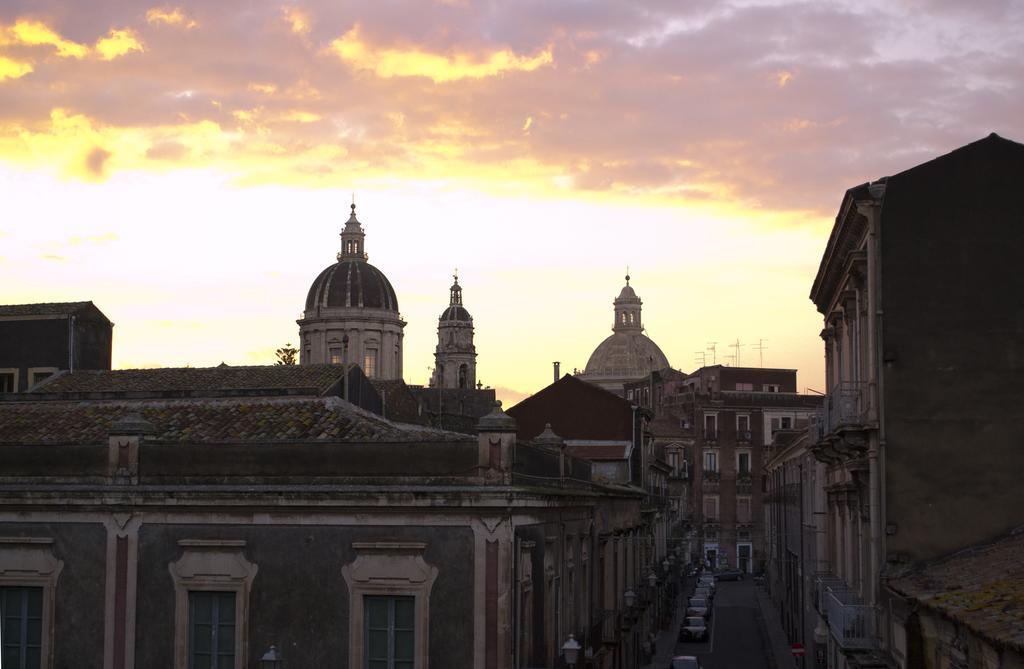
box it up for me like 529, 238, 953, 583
432, 271, 477, 389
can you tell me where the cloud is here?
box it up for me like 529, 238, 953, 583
282, 6, 311, 35
0, 1, 1020, 214
1, 19, 89, 58
94, 29, 144, 60
146, 7, 198, 29
0, 55, 32, 80
329, 24, 554, 83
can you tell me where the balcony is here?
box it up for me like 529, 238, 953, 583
736, 430, 752, 442
825, 589, 876, 650
703, 429, 718, 443
813, 573, 847, 614
824, 382, 868, 435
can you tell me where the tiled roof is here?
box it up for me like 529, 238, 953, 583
0, 301, 95, 317
889, 530, 1024, 652
0, 396, 472, 445
31, 365, 346, 395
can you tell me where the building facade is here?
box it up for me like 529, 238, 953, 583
0, 365, 682, 669
298, 204, 405, 380
0, 301, 112, 392
803, 133, 1024, 669
626, 365, 821, 574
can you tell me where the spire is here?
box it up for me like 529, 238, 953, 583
450, 268, 462, 306
338, 200, 367, 261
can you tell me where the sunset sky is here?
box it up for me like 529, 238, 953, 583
2, 1, 1022, 403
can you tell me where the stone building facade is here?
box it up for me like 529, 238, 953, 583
0, 365, 679, 669
0, 301, 112, 392
785, 133, 1024, 669
626, 365, 821, 574
298, 204, 405, 380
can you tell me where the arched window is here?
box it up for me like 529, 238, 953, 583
458, 364, 468, 389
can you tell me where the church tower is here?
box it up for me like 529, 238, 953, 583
432, 273, 477, 389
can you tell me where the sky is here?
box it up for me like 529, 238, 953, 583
2, 1, 1022, 404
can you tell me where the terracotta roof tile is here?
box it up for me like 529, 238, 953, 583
0, 396, 472, 445
889, 531, 1024, 652
32, 365, 346, 395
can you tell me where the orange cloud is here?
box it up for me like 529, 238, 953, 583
330, 25, 553, 83
95, 29, 144, 61
0, 55, 33, 81
775, 70, 793, 87
1, 19, 89, 58
146, 7, 198, 29
282, 6, 311, 35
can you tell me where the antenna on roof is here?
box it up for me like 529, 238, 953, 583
694, 350, 706, 367
706, 342, 717, 365
729, 339, 744, 367
753, 338, 768, 367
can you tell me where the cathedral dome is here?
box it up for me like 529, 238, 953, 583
584, 331, 670, 378
577, 274, 671, 395
305, 261, 399, 312
440, 304, 472, 321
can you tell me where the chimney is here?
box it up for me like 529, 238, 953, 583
553, 361, 561, 383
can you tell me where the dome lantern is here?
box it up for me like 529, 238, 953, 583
338, 202, 367, 261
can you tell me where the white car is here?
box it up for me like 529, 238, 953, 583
686, 596, 711, 619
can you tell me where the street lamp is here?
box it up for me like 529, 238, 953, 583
648, 571, 658, 588
662, 558, 670, 572
260, 646, 283, 669
562, 634, 581, 667
624, 589, 637, 608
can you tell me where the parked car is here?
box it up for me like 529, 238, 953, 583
698, 574, 715, 589
668, 655, 702, 669
693, 586, 713, 602
686, 596, 711, 619
678, 616, 709, 642
715, 569, 744, 581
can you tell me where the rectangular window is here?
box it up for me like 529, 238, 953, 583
704, 414, 717, 440
27, 368, 57, 389
0, 370, 17, 393
330, 348, 343, 365
703, 496, 718, 521
703, 450, 718, 473
188, 591, 236, 669
364, 350, 378, 379
737, 451, 751, 475
763, 383, 780, 393
365, 595, 414, 669
738, 497, 752, 523
737, 414, 750, 433
780, 416, 793, 429
735, 382, 753, 391
1, 586, 43, 669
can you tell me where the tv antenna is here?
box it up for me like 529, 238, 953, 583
729, 339, 744, 367
753, 338, 768, 368
706, 342, 718, 365
694, 350, 707, 367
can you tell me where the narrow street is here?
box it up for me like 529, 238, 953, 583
650, 578, 777, 669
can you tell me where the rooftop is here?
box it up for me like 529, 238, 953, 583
0, 395, 471, 445
889, 529, 1024, 652
25, 364, 348, 397
0, 301, 111, 322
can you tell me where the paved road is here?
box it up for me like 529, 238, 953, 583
670, 579, 770, 669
